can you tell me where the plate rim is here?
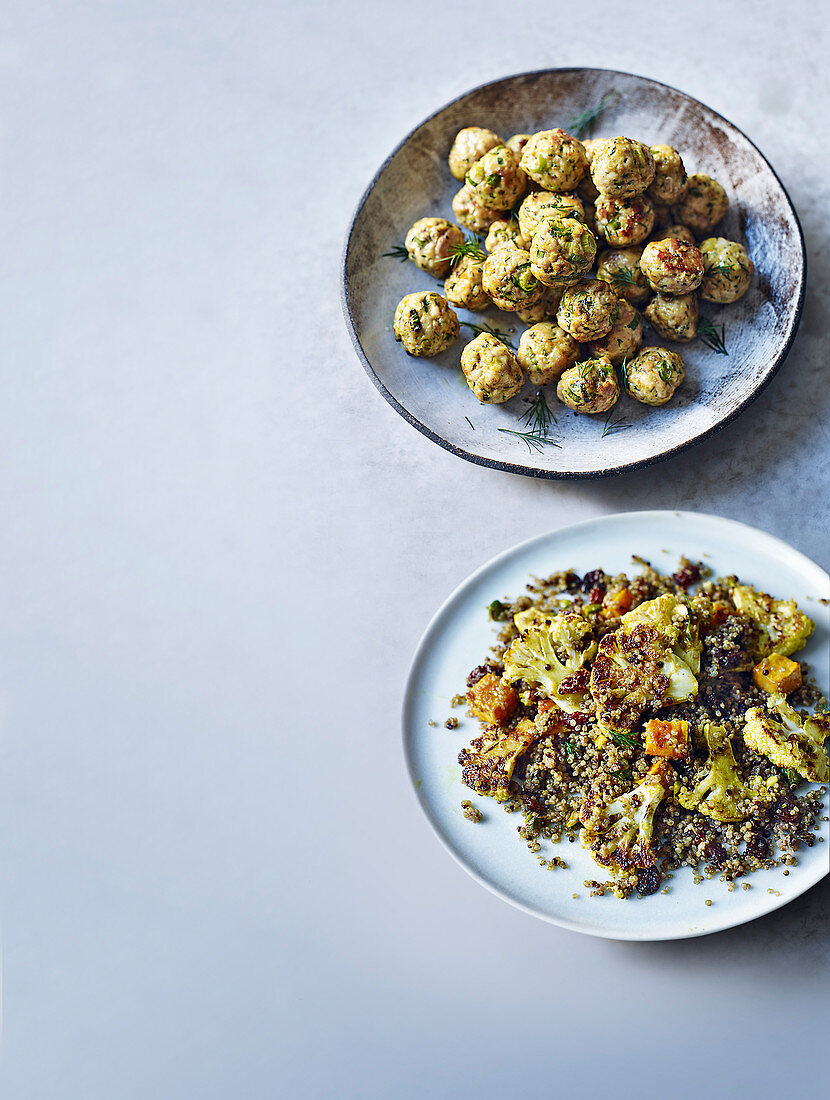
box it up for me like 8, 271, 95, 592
341, 66, 808, 481
401, 509, 829, 939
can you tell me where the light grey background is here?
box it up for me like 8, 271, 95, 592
0, 2, 828, 1097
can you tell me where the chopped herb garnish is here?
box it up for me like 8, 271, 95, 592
460, 321, 517, 350
604, 728, 638, 748
383, 243, 409, 262
563, 740, 577, 756
698, 316, 728, 355
601, 410, 632, 437
569, 92, 614, 139
783, 767, 801, 786
497, 428, 561, 454
626, 314, 640, 330
657, 360, 674, 383
449, 234, 487, 266
610, 268, 636, 286
520, 389, 557, 435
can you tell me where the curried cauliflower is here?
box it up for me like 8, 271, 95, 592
677, 723, 773, 822
622, 592, 701, 674
503, 612, 597, 714
743, 695, 830, 783
458, 718, 541, 801
730, 584, 815, 658
580, 761, 672, 873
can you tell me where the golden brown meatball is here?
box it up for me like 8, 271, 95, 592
595, 195, 655, 247
460, 333, 523, 403
465, 144, 527, 210
596, 247, 651, 306
576, 138, 603, 202
452, 185, 503, 234
590, 137, 655, 198
557, 356, 620, 414
625, 347, 685, 405
651, 223, 696, 246
647, 145, 687, 204
699, 237, 754, 303
448, 126, 502, 181
517, 322, 580, 385
674, 173, 729, 234
517, 191, 586, 241
587, 300, 643, 365
556, 279, 620, 341
484, 217, 528, 254
444, 256, 489, 311
482, 247, 542, 311
405, 217, 465, 278
519, 129, 588, 192
515, 285, 564, 324
393, 292, 459, 356
506, 133, 532, 155
529, 217, 596, 287
645, 293, 699, 342
639, 238, 704, 295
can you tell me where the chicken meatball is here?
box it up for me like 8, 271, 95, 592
644, 293, 699, 342
530, 217, 596, 287
639, 238, 704, 295
596, 247, 650, 306
647, 145, 687, 204
448, 126, 502, 181
506, 133, 532, 155
674, 173, 729, 234
518, 191, 586, 241
405, 217, 465, 279
484, 217, 528, 254
517, 322, 580, 385
587, 300, 643, 365
515, 285, 564, 324
444, 256, 489, 311
556, 279, 619, 341
651, 223, 696, 246
465, 144, 527, 211
482, 247, 542, 311
595, 195, 655, 247
699, 237, 754, 303
460, 333, 523, 403
519, 129, 588, 192
590, 137, 655, 198
393, 292, 459, 357
625, 347, 685, 405
557, 357, 620, 414
452, 185, 503, 234
576, 138, 602, 202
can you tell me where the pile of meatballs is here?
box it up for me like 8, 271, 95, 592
392, 125, 753, 416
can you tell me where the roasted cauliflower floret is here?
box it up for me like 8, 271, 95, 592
622, 591, 701, 674
579, 761, 672, 873
743, 695, 830, 783
676, 723, 773, 822
458, 718, 540, 801
730, 584, 815, 658
503, 612, 597, 713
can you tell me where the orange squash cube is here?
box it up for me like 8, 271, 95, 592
601, 587, 634, 619
644, 718, 690, 759
467, 672, 518, 725
753, 654, 802, 694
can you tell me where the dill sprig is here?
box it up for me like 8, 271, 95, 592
520, 389, 557, 434
697, 316, 728, 355
497, 428, 561, 454
601, 410, 633, 438
449, 234, 487, 266
569, 92, 614, 139
609, 267, 636, 287
383, 243, 409, 262
604, 728, 638, 748
464, 416, 475, 431
460, 321, 517, 350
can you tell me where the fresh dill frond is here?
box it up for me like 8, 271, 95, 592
697, 316, 728, 355
460, 321, 517, 350
609, 267, 636, 287
464, 416, 475, 431
601, 410, 633, 438
449, 234, 487, 265
569, 92, 614, 139
383, 243, 409, 262
604, 728, 638, 748
497, 428, 561, 454
520, 389, 557, 435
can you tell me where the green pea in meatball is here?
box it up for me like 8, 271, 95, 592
448, 126, 502, 181
586, 300, 643, 365
647, 145, 687, 204
651, 223, 696, 246
625, 347, 685, 405
484, 217, 528, 254
405, 217, 465, 279
506, 133, 532, 155
674, 173, 729, 234
529, 217, 596, 287
460, 333, 523, 403
557, 357, 620, 414
639, 238, 704, 295
576, 138, 602, 202
465, 144, 527, 211
519, 129, 588, 192
645, 293, 699, 342
517, 191, 586, 241
444, 256, 489, 311
596, 247, 651, 305
699, 237, 754, 303
590, 137, 655, 198
393, 291, 459, 357
482, 247, 542, 311
517, 322, 580, 385
452, 185, 502, 234
595, 195, 655, 247
515, 284, 564, 324
556, 279, 620, 341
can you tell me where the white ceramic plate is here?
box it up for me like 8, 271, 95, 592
403, 512, 829, 939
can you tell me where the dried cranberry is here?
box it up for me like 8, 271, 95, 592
466, 663, 493, 687
564, 572, 581, 593
744, 835, 769, 862
636, 867, 662, 895
772, 794, 800, 824
672, 563, 702, 589
704, 839, 726, 868
589, 586, 605, 604
582, 569, 605, 594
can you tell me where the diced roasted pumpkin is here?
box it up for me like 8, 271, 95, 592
466, 672, 518, 725
752, 654, 802, 694
601, 587, 634, 619
644, 718, 690, 759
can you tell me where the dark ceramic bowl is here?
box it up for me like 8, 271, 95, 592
342, 69, 805, 479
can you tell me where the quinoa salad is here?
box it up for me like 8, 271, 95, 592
454, 559, 829, 899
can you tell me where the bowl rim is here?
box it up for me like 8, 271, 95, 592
340, 66, 807, 481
